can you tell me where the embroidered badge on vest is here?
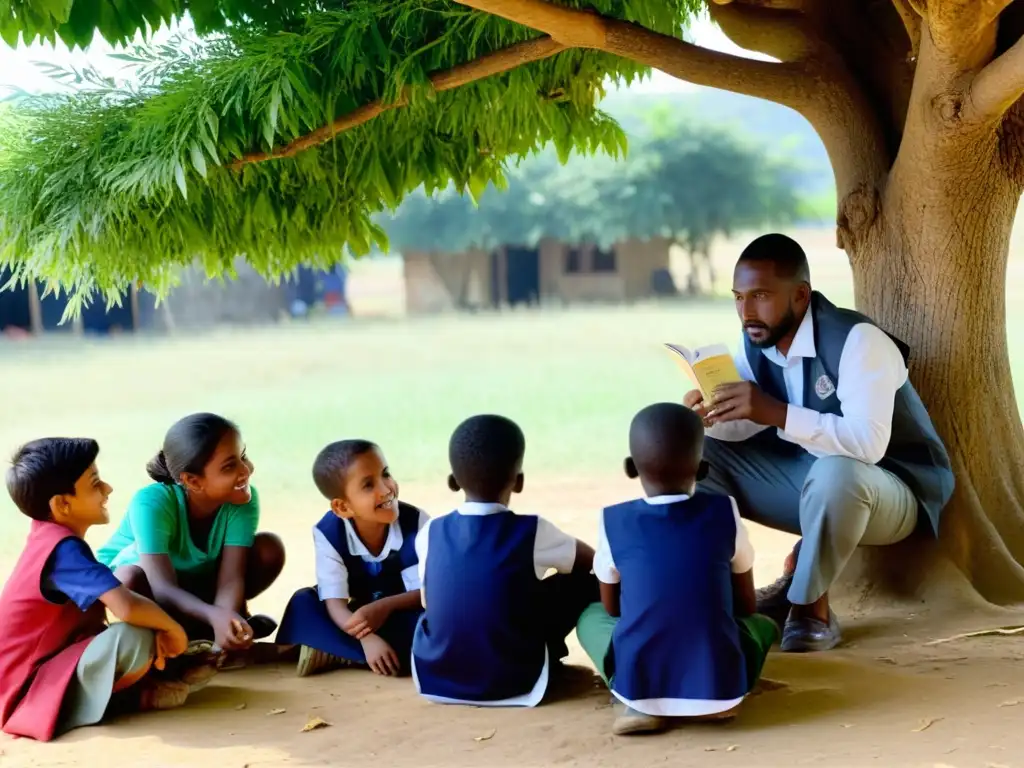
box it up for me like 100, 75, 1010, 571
815, 374, 836, 400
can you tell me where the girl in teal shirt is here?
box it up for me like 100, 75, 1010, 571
98, 413, 285, 652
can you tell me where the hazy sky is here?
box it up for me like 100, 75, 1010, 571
0, 12, 766, 96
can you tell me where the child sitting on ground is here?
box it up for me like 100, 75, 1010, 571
276, 440, 428, 677
0, 438, 216, 742
576, 403, 780, 736
98, 413, 285, 657
412, 414, 598, 707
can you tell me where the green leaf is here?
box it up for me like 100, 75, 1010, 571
199, 133, 220, 165
204, 106, 219, 141
0, 12, 21, 47
189, 142, 208, 178
467, 170, 490, 204
173, 161, 188, 199
268, 79, 282, 135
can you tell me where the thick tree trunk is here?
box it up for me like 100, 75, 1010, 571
839, 122, 1024, 607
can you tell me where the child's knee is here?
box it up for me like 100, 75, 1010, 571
251, 532, 286, 575
105, 623, 157, 678
115, 565, 152, 596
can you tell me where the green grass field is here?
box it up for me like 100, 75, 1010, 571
0, 302, 745, 571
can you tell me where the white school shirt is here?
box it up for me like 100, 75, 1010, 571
412, 501, 578, 708
706, 308, 909, 464
313, 508, 431, 601
593, 493, 755, 717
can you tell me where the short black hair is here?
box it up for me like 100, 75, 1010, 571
312, 439, 379, 499
628, 403, 704, 486
449, 415, 525, 501
6, 438, 100, 521
147, 413, 239, 485
738, 233, 810, 282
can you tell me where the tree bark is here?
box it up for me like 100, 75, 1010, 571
838, 103, 1024, 606
27, 281, 43, 336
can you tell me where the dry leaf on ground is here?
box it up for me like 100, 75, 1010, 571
912, 717, 943, 732
301, 717, 331, 732
267, 708, 286, 715
474, 729, 496, 742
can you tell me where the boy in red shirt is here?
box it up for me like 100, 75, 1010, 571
0, 438, 212, 741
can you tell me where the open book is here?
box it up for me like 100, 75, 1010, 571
664, 343, 743, 402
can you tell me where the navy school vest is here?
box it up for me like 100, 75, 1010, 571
604, 495, 748, 703
743, 291, 954, 535
314, 501, 421, 607
413, 510, 546, 702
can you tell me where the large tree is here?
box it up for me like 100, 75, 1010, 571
2, 0, 1024, 607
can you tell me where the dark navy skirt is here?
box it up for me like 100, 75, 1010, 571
276, 587, 421, 674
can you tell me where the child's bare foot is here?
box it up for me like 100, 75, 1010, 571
612, 706, 666, 735
139, 680, 190, 711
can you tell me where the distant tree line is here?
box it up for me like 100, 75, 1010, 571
380, 112, 831, 294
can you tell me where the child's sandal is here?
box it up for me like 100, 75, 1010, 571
296, 646, 354, 677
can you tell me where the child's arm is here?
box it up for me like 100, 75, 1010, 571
213, 497, 261, 615
731, 570, 757, 617
593, 512, 619, 616
344, 590, 421, 638
314, 527, 369, 637
42, 539, 188, 666
573, 539, 596, 574
324, 597, 357, 633
101, 586, 189, 666
102, 585, 183, 633
599, 582, 621, 617
212, 545, 247, 615
137, 554, 249, 650
137, 554, 218, 619
729, 498, 757, 617
125, 487, 248, 648
534, 517, 594, 578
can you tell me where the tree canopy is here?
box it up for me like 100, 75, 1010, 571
382, 111, 815, 254
0, 0, 702, 308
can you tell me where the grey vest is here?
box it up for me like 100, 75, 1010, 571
744, 292, 953, 535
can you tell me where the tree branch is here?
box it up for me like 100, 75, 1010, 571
967, 32, 1024, 122
890, 0, 922, 59
454, 0, 893, 203
709, 0, 803, 9
980, 0, 1016, 28
228, 36, 566, 169
453, 0, 812, 108
706, 0, 815, 62
927, 0, 1005, 61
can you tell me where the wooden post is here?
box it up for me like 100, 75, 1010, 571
497, 247, 509, 307
27, 281, 43, 335
129, 284, 140, 332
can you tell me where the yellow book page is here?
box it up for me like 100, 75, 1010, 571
691, 355, 743, 399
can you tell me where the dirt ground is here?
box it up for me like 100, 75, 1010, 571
2, 476, 1023, 768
